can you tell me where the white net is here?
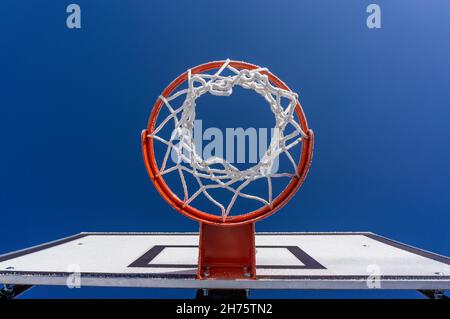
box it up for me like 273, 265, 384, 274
148, 60, 307, 220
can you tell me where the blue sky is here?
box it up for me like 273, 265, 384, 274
1, 1, 449, 298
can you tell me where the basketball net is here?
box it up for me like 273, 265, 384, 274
147, 59, 308, 220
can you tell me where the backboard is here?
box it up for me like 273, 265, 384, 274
1, 232, 449, 292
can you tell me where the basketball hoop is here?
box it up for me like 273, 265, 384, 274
142, 60, 314, 279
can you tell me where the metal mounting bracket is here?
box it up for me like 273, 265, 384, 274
418, 289, 448, 299
0, 284, 33, 299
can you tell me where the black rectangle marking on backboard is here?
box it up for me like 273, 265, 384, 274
128, 245, 326, 270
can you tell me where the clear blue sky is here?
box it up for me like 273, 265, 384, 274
1, 0, 449, 298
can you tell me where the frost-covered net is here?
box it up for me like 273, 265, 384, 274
148, 60, 307, 219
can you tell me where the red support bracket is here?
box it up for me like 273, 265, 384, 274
197, 223, 256, 280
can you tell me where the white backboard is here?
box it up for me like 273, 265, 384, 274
0, 232, 449, 290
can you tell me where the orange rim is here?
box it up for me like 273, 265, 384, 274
142, 60, 314, 225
